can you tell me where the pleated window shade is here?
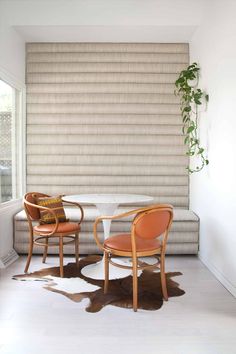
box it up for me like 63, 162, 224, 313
26, 43, 189, 208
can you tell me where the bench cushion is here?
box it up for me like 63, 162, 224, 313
14, 206, 199, 255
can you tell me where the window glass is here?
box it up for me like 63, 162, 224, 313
0, 80, 14, 202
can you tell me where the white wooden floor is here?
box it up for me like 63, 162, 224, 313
0, 255, 236, 354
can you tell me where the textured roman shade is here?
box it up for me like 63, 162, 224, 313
26, 43, 189, 208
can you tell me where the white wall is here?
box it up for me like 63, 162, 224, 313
190, 0, 236, 296
0, 3, 25, 266
0, 3, 25, 83
0, 201, 22, 260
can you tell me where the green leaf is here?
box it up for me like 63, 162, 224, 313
183, 106, 191, 112
184, 136, 189, 144
190, 141, 197, 148
187, 126, 195, 133
183, 116, 190, 123
198, 148, 204, 154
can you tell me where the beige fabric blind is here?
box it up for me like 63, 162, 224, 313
26, 43, 189, 208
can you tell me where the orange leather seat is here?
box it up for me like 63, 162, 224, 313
104, 233, 161, 252
34, 222, 81, 234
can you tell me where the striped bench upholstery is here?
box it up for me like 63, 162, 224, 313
14, 206, 199, 255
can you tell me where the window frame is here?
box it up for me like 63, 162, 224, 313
0, 66, 26, 208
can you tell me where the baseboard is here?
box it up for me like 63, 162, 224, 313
198, 253, 236, 298
0, 249, 19, 268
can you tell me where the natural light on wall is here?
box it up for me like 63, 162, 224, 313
0, 79, 21, 203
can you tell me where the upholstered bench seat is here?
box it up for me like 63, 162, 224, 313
14, 206, 199, 255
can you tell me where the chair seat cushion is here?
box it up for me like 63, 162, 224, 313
34, 222, 80, 234
104, 233, 161, 252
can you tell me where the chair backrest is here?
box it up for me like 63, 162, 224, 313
133, 205, 173, 240
24, 192, 50, 220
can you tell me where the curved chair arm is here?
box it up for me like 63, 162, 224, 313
61, 198, 84, 224
95, 204, 165, 224
93, 218, 107, 252
23, 198, 60, 236
93, 204, 162, 251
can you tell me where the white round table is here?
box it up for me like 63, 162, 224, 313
63, 194, 154, 279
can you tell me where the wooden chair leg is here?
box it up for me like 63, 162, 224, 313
75, 233, 79, 267
24, 237, 33, 273
132, 256, 138, 312
59, 236, 64, 278
42, 237, 48, 263
160, 253, 168, 301
104, 251, 109, 294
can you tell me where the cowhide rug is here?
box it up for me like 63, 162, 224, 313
13, 255, 185, 313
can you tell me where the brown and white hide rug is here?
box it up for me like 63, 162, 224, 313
13, 255, 185, 313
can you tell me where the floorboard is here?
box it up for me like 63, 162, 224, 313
0, 255, 236, 354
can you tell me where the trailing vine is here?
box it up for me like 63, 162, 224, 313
175, 62, 209, 173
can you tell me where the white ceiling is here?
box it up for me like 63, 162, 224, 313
13, 25, 198, 42
1, 0, 210, 42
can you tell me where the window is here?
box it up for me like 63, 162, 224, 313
0, 78, 24, 203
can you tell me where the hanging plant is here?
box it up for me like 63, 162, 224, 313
175, 62, 209, 173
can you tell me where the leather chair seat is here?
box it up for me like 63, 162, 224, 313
34, 222, 81, 234
104, 233, 161, 252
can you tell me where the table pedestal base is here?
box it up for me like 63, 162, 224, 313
81, 256, 132, 280
81, 256, 158, 280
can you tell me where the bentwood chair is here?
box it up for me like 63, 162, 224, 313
23, 192, 84, 277
93, 204, 173, 311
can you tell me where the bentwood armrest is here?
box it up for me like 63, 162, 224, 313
61, 198, 84, 224
94, 204, 170, 224
93, 208, 144, 251
23, 197, 60, 236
